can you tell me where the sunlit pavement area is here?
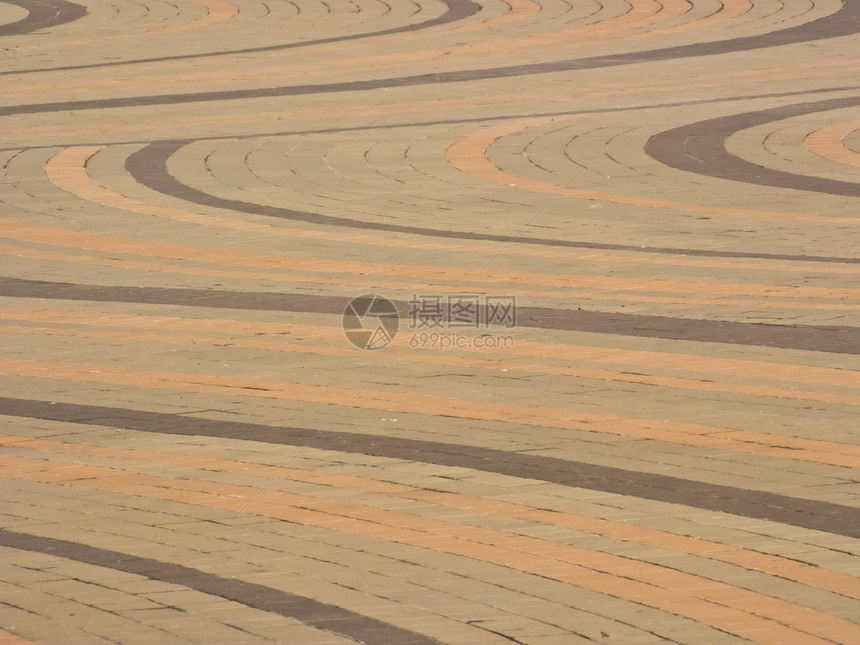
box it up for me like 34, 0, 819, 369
1, 1, 859, 643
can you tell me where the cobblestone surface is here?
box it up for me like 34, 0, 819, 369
1, 1, 858, 643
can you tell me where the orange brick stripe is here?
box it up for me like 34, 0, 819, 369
31, 150, 860, 299
804, 119, 860, 168
446, 116, 859, 224
42, 144, 860, 276
2, 305, 854, 389
641, 0, 751, 37
8, 241, 859, 315
5, 0, 762, 102
4, 304, 857, 386
13, 2, 481, 94
9, 61, 854, 187
4, 0, 482, 77
1, 454, 855, 645
4, 434, 858, 601
10, 25, 462, 98
19, 206, 856, 302
500, 0, 752, 53
14, 0, 239, 53
0, 243, 586, 304
2, 1, 687, 97
464, 0, 688, 47
46, 144, 860, 298
2, 358, 857, 468
150, 0, 239, 35
453, 0, 541, 32
3, 320, 859, 407
0, 630, 38, 645
7, 4, 857, 118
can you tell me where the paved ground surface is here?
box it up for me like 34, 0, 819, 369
1, 1, 859, 643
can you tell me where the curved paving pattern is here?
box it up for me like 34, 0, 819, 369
0, 0, 86, 37
2, 1, 859, 644
4, 0, 482, 73
0, 529, 438, 644
645, 95, 860, 197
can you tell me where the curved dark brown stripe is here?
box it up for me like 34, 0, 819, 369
645, 96, 860, 197
3, 278, 858, 353
2, 398, 858, 538
4, 84, 859, 157
0, 529, 439, 645
2, 1, 857, 115
0, 0, 480, 75
124, 138, 860, 264
0, 0, 86, 37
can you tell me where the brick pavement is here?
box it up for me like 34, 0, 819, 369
1, 1, 859, 643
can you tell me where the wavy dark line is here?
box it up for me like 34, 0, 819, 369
0, 529, 440, 644
4, 85, 859, 155
0, 0, 480, 75
0, 0, 86, 37
2, 1, 856, 115
121, 137, 860, 265
2, 278, 858, 354
1, 398, 858, 537
645, 96, 860, 197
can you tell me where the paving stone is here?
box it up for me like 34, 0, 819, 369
2, 1, 859, 643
